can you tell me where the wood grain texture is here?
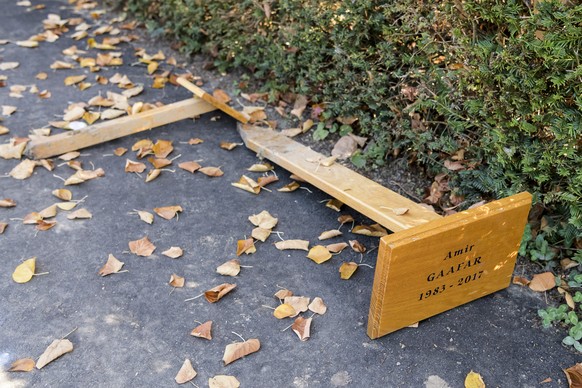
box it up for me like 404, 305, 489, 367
238, 124, 442, 232
176, 78, 250, 123
27, 98, 216, 159
367, 192, 532, 339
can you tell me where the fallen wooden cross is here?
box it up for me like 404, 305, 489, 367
26, 80, 531, 339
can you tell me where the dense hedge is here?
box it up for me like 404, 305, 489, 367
124, 0, 581, 264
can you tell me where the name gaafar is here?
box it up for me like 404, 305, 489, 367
427, 244, 482, 282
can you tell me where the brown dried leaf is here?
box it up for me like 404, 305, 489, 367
137, 210, 153, 224
209, 375, 240, 388
222, 339, 260, 365
273, 303, 296, 319
10, 159, 37, 179
154, 205, 183, 220
125, 159, 146, 173
512, 276, 530, 286
23, 212, 42, 224
274, 289, 293, 300
188, 138, 204, 145
170, 274, 185, 288
318, 229, 342, 240
199, 166, 224, 177
257, 175, 279, 187
178, 161, 201, 173
352, 224, 388, 237
564, 363, 582, 388
36, 339, 73, 369
529, 272, 556, 292
0, 222, 7, 234
204, 283, 236, 303
64, 168, 105, 185
191, 321, 212, 340
236, 238, 256, 256
175, 359, 196, 384
67, 208, 92, 220
232, 175, 260, 194
326, 242, 349, 253
152, 139, 173, 158
278, 181, 300, 192
251, 227, 271, 242
275, 240, 309, 251
248, 210, 278, 229
307, 245, 332, 264
38, 204, 57, 219
36, 220, 57, 231
9, 358, 35, 372
147, 157, 171, 169
308, 297, 327, 315
349, 240, 366, 253
561, 258, 579, 271
162, 247, 183, 259
291, 316, 312, 341
99, 254, 124, 276
145, 169, 161, 182
326, 199, 343, 211
0, 198, 16, 207
290, 95, 307, 119
284, 296, 310, 317
213, 89, 231, 104
216, 259, 241, 276
247, 163, 273, 172
339, 262, 358, 280
220, 141, 240, 151
129, 236, 156, 257
0, 140, 26, 159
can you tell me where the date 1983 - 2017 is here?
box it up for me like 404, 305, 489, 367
418, 270, 484, 301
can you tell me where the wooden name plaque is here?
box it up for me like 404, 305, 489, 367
367, 192, 532, 339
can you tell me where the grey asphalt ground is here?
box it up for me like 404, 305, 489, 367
0, 1, 579, 387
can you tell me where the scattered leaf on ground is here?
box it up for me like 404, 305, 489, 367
178, 161, 201, 173
284, 296, 310, 317
99, 254, 124, 276
278, 181, 300, 192
125, 159, 146, 173
349, 240, 366, 253
248, 210, 278, 229
188, 138, 204, 145
0, 198, 17, 207
274, 304, 296, 319
191, 321, 213, 340
247, 163, 273, 172
326, 242, 349, 253
175, 359, 196, 384
154, 205, 183, 220
564, 363, 582, 388
251, 227, 271, 242
67, 208, 92, 219
275, 289, 293, 300
129, 236, 156, 256
292, 316, 312, 341
205, 283, 237, 303
275, 240, 309, 251
223, 339, 260, 365
220, 141, 240, 151
10, 159, 37, 179
307, 245, 332, 264
232, 175, 260, 194
209, 375, 240, 388
12, 258, 36, 283
339, 262, 359, 279
145, 169, 161, 182
326, 199, 343, 211
257, 175, 279, 187
529, 272, 556, 292
216, 259, 241, 276
162, 247, 183, 259
52, 189, 72, 201
308, 297, 327, 315
152, 139, 173, 158
0, 222, 7, 234
170, 274, 185, 288
512, 276, 530, 286
113, 147, 127, 156
352, 224, 388, 237
0, 140, 26, 159
8, 358, 35, 372
199, 166, 224, 177
36, 339, 73, 369
318, 229, 342, 240
137, 210, 154, 224
236, 238, 256, 256
464, 370, 485, 388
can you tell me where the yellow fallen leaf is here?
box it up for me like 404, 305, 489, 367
204, 283, 236, 303
326, 242, 349, 253
274, 289, 293, 300
12, 258, 36, 283
64, 75, 87, 86
56, 202, 77, 211
145, 169, 161, 182
247, 163, 273, 172
99, 254, 124, 276
16, 40, 39, 48
0, 140, 26, 159
199, 166, 224, 177
236, 238, 256, 256
83, 111, 100, 125
248, 210, 278, 229
147, 61, 159, 75
274, 303, 296, 319
231, 175, 260, 194
339, 262, 358, 280
52, 189, 72, 201
38, 204, 57, 219
251, 227, 271, 242
220, 141, 240, 151
352, 224, 388, 237
125, 159, 146, 173
464, 370, 485, 388
222, 339, 260, 365
307, 245, 332, 264
113, 147, 127, 156
178, 161, 201, 173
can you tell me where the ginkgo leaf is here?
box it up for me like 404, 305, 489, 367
8, 358, 35, 372
325, 198, 343, 211
339, 262, 358, 280
204, 283, 236, 303
216, 259, 241, 276
129, 236, 156, 256
2, 105, 17, 116
0, 198, 17, 207
188, 138, 204, 145
209, 375, 240, 388
564, 363, 582, 388
67, 208, 92, 219
64, 75, 87, 86
83, 111, 100, 125
349, 240, 366, 253
169, 274, 185, 288
162, 247, 183, 259
190, 321, 212, 340
274, 289, 293, 300
0, 222, 7, 234
284, 296, 310, 317
273, 303, 296, 319
0, 140, 26, 159
63, 106, 85, 121
137, 210, 154, 224
147, 61, 159, 75
147, 157, 171, 169
529, 272, 556, 292
248, 210, 278, 229
326, 242, 349, 253
352, 224, 388, 237
291, 316, 312, 341
125, 159, 146, 173
199, 166, 224, 177
132, 138, 153, 152
36, 339, 73, 369
145, 169, 161, 182
0, 126, 9, 135
236, 238, 256, 256
101, 109, 126, 120
280, 128, 302, 137
0, 62, 19, 70
122, 85, 143, 98
36, 220, 57, 231
308, 297, 327, 315
56, 202, 77, 211
52, 189, 72, 201
464, 370, 485, 388
154, 205, 183, 220
23, 212, 42, 224
251, 227, 271, 242
64, 168, 105, 185
232, 175, 260, 194
12, 258, 36, 283
278, 181, 300, 192
178, 161, 201, 173
307, 246, 332, 264
257, 175, 279, 187
10, 159, 37, 179
99, 254, 124, 276
247, 163, 273, 172
113, 147, 127, 156
222, 339, 260, 365
220, 141, 241, 151
39, 204, 57, 219
174, 359, 196, 384
275, 240, 309, 251
213, 89, 231, 104
152, 139, 173, 158
318, 229, 342, 240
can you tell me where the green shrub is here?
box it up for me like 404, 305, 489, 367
124, 0, 581, 262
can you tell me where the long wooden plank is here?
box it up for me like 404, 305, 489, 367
238, 124, 442, 232
27, 98, 217, 159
